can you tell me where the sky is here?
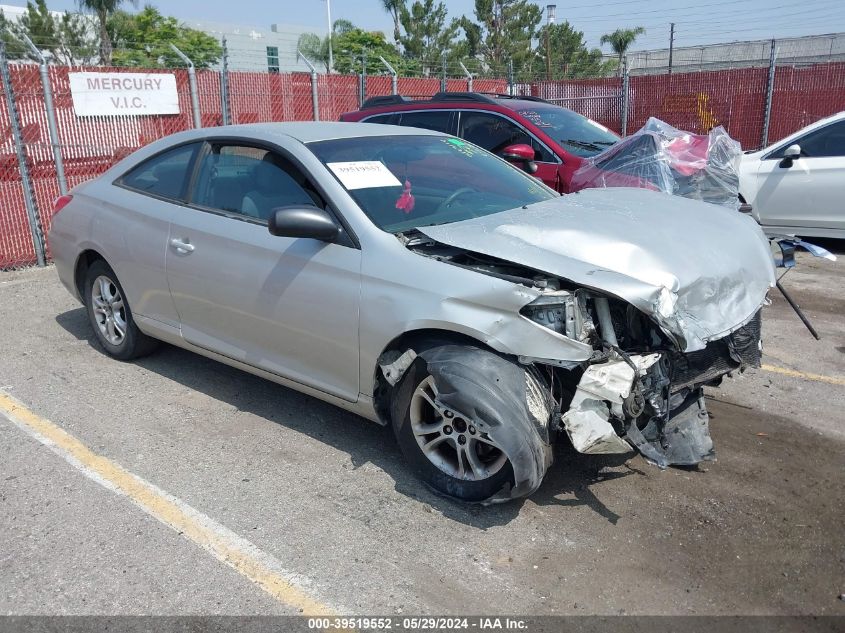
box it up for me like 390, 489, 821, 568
2, 0, 845, 51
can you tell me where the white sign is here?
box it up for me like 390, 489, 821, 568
327, 161, 402, 190
69, 72, 180, 117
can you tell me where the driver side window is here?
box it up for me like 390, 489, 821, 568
191, 145, 319, 222
458, 112, 554, 162
770, 121, 845, 159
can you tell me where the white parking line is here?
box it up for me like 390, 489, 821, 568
0, 391, 339, 616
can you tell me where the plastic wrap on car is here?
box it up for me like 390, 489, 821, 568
571, 117, 743, 210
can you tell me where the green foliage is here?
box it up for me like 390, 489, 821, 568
332, 27, 404, 75
0, 1, 97, 64
0, 9, 28, 59
108, 6, 221, 69
600, 26, 645, 64
380, 0, 404, 48
77, 0, 136, 64
539, 21, 616, 79
399, 0, 458, 74
473, 0, 541, 75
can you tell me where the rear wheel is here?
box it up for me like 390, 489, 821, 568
84, 260, 158, 360
392, 356, 515, 502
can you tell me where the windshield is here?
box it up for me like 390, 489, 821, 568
515, 105, 619, 158
308, 135, 557, 234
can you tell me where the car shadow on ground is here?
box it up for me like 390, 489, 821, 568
56, 306, 644, 529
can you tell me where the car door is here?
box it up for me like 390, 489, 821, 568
165, 141, 362, 402
110, 141, 203, 327
456, 111, 561, 191
753, 120, 845, 232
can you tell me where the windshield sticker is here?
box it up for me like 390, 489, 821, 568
520, 111, 551, 127
327, 161, 402, 190
442, 137, 480, 157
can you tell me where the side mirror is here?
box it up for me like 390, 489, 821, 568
268, 206, 339, 242
501, 143, 539, 175
783, 144, 801, 159
780, 144, 801, 168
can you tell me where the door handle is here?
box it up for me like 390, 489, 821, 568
170, 238, 195, 253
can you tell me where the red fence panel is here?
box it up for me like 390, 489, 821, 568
317, 74, 358, 121
769, 61, 845, 142
532, 77, 622, 134
626, 68, 768, 149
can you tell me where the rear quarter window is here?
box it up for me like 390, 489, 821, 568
363, 113, 401, 125
118, 143, 201, 201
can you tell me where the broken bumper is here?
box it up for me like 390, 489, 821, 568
561, 311, 762, 467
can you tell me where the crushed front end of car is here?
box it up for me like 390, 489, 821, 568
520, 289, 763, 467
406, 187, 775, 471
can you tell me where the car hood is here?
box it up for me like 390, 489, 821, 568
419, 187, 776, 352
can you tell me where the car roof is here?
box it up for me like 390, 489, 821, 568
344, 92, 576, 120
168, 121, 448, 146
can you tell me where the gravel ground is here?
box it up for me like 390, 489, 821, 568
0, 247, 843, 616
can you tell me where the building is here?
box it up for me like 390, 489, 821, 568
625, 32, 845, 75
184, 19, 320, 73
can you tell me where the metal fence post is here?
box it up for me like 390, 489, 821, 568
507, 59, 514, 95
21, 33, 67, 195
298, 50, 320, 121
220, 36, 231, 125
459, 62, 473, 92
359, 50, 368, 107
621, 56, 630, 136
0, 42, 46, 267
170, 44, 202, 128
761, 39, 778, 149
380, 56, 398, 95
440, 53, 447, 92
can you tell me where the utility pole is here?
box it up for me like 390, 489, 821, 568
325, 0, 334, 73
668, 22, 675, 75
546, 5, 556, 81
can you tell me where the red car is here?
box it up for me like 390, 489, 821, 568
340, 92, 622, 193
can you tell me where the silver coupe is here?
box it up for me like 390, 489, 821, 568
50, 123, 775, 503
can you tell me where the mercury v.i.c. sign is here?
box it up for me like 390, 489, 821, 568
68, 72, 180, 116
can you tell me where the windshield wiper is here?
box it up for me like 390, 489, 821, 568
561, 139, 603, 151
593, 140, 616, 146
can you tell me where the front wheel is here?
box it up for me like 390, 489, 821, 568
393, 362, 514, 502
84, 260, 158, 360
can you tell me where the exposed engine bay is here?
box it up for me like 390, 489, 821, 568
402, 232, 763, 469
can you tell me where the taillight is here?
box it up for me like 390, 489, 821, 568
53, 194, 73, 214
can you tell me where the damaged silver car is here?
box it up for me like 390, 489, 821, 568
49, 123, 776, 503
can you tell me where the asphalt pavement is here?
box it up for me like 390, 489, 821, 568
1, 247, 843, 616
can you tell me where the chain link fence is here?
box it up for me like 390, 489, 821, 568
1, 36, 844, 269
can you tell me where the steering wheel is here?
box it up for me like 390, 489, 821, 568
435, 187, 477, 213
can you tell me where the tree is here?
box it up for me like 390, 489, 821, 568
108, 6, 221, 69
77, 0, 136, 65
0, 9, 29, 59
473, 0, 542, 76
1, 1, 97, 65
539, 21, 615, 79
600, 26, 645, 72
55, 11, 98, 64
380, 0, 404, 50
298, 19, 362, 73
399, 0, 458, 74
332, 28, 404, 75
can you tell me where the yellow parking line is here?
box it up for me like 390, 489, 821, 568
0, 391, 336, 616
761, 363, 845, 387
